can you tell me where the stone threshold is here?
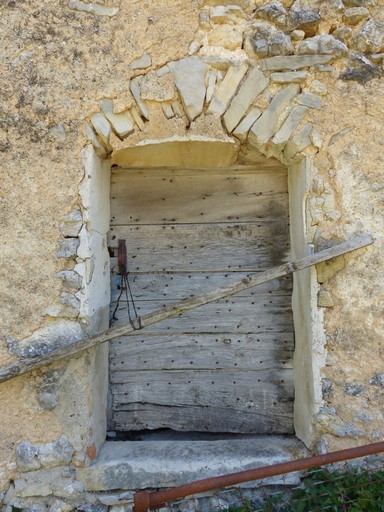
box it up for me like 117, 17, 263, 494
76, 435, 309, 492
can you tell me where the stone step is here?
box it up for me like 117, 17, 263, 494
76, 436, 309, 492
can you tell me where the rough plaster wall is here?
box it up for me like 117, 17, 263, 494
0, 0, 201, 493
310, 78, 384, 451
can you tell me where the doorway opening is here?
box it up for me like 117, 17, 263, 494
107, 160, 296, 438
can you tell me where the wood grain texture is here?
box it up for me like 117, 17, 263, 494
110, 369, 294, 433
110, 168, 288, 225
108, 222, 290, 272
110, 296, 294, 333
110, 332, 294, 370
110, 274, 292, 301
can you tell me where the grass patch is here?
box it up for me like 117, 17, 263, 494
222, 469, 384, 511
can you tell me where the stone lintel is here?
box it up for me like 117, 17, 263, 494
111, 139, 238, 168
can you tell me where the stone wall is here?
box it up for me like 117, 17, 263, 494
1, 0, 384, 509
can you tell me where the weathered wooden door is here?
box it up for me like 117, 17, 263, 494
108, 167, 294, 433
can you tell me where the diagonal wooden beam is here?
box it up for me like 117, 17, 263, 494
0, 233, 373, 383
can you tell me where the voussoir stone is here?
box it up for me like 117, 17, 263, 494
249, 83, 300, 146
170, 57, 207, 122
233, 107, 262, 141
246, 21, 293, 58
298, 35, 348, 58
100, 99, 134, 139
284, 122, 312, 160
272, 105, 308, 145
207, 63, 248, 116
295, 91, 322, 109
129, 78, 149, 120
223, 67, 269, 132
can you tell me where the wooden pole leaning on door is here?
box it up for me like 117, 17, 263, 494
0, 233, 373, 384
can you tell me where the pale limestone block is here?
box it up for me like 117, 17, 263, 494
44, 292, 80, 318
295, 91, 321, 109
161, 103, 174, 119
291, 29, 305, 41
171, 100, 184, 118
100, 99, 134, 138
83, 129, 108, 165
371, 53, 384, 63
57, 237, 80, 258
129, 78, 149, 120
328, 127, 353, 146
233, 107, 262, 141
272, 105, 308, 145
170, 57, 207, 122
188, 40, 202, 55
284, 122, 312, 160
254, 2, 287, 27
90, 113, 111, 146
56, 270, 82, 291
199, 12, 211, 30
333, 26, 353, 43
270, 71, 307, 83
207, 24, 244, 50
249, 83, 300, 146
68, 0, 119, 17
206, 69, 217, 104
49, 123, 67, 141
204, 0, 250, 7
59, 208, 82, 237
223, 67, 269, 132
308, 79, 328, 95
352, 19, 384, 54
343, 7, 370, 25
140, 71, 175, 102
129, 106, 145, 131
129, 53, 152, 70
245, 21, 293, 58
261, 54, 333, 71
207, 63, 248, 116
202, 56, 238, 70
298, 35, 348, 58
156, 65, 170, 77
210, 6, 238, 24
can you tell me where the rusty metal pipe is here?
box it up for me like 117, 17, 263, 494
133, 441, 384, 512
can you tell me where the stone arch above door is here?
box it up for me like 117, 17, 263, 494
84, 54, 322, 168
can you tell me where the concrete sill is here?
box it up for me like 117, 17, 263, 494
76, 435, 308, 492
